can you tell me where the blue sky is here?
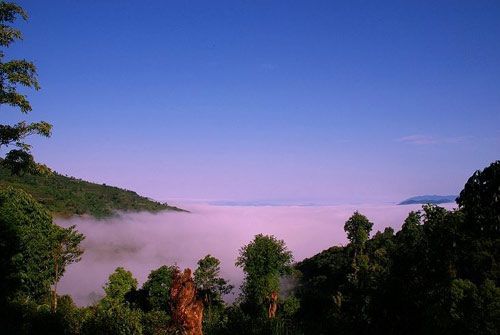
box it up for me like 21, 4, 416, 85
4, 0, 500, 203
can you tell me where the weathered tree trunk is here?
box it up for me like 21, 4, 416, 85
51, 254, 59, 313
170, 268, 204, 335
51, 287, 57, 313
268, 291, 278, 318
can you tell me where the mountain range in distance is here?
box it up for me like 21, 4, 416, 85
398, 195, 458, 205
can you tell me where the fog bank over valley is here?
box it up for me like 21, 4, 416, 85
57, 202, 456, 306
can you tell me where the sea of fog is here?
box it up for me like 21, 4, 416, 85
57, 203, 456, 306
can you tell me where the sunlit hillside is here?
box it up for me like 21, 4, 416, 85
0, 164, 185, 218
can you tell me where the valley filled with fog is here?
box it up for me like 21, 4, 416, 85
57, 202, 455, 306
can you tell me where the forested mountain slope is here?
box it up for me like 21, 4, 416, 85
0, 164, 185, 218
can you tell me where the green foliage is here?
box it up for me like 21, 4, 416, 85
195, 254, 233, 303
194, 255, 233, 334
141, 310, 171, 335
103, 267, 138, 304
141, 265, 177, 312
55, 295, 90, 335
81, 268, 146, 334
457, 160, 500, 237
2, 149, 36, 175
282, 295, 300, 318
51, 225, 85, 312
236, 234, 293, 315
0, 299, 59, 335
295, 161, 500, 334
0, 163, 185, 218
82, 303, 144, 335
0, 186, 57, 301
52, 225, 85, 284
215, 304, 301, 335
0, 1, 52, 175
0, 186, 85, 333
343, 211, 375, 286
343, 211, 373, 252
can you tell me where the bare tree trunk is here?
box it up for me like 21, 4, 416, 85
51, 252, 59, 313
170, 268, 204, 335
268, 292, 278, 318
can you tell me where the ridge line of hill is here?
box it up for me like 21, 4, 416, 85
0, 164, 187, 218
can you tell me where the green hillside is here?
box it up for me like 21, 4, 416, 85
0, 165, 186, 218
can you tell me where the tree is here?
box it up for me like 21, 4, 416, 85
0, 186, 85, 332
0, 186, 59, 302
194, 255, 233, 332
84, 268, 143, 335
457, 160, 500, 238
344, 211, 373, 254
103, 267, 138, 305
454, 161, 500, 286
343, 211, 373, 284
141, 265, 177, 312
0, 1, 52, 175
82, 302, 143, 335
194, 254, 233, 304
51, 225, 85, 313
236, 234, 293, 317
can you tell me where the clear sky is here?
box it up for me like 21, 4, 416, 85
4, 0, 500, 204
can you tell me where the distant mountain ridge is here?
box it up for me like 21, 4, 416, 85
0, 164, 186, 218
398, 195, 457, 205
209, 200, 318, 207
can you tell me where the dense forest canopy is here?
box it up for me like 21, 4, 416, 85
296, 160, 500, 335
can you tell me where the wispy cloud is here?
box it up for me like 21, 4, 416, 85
397, 135, 471, 145
398, 135, 437, 145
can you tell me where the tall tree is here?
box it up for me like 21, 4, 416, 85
194, 255, 233, 331
0, 1, 52, 175
344, 211, 373, 254
51, 225, 85, 312
457, 160, 500, 238
194, 254, 233, 304
344, 211, 373, 282
236, 234, 293, 318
